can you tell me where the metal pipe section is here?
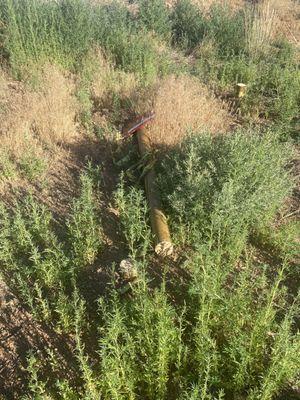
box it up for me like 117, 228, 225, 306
137, 129, 173, 257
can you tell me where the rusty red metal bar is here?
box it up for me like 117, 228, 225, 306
122, 112, 155, 139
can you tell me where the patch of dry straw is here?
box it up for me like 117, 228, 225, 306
0, 64, 79, 157
145, 75, 231, 147
91, 50, 138, 104
165, 0, 245, 11
244, 0, 279, 58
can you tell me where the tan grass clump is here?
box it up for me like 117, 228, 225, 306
0, 69, 33, 157
269, 0, 300, 44
192, 0, 299, 45
91, 52, 137, 103
194, 0, 244, 12
0, 64, 79, 152
0, 64, 79, 191
145, 75, 231, 147
29, 64, 79, 143
245, 0, 279, 58
165, 0, 244, 11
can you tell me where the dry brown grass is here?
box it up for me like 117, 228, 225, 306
195, 0, 245, 11
91, 51, 138, 104
0, 70, 32, 157
245, 0, 279, 58
0, 64, 79, 149
244, 0, 300, 53
30, 65, 79, 143
89, 49, 162, 130
0, 64, 80, 195
168, 0, 299, 44
270, 0, 300, 44
165, 0, 245, 11
144, 75, 232, 147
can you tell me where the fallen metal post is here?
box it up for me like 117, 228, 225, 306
137, 129, 173, 257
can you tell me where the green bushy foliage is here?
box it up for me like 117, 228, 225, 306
12, 126, 297, 399
0, 196, 70, 322
103, 283, 181, 399
24, 256, 299, 399
0, 151, 17, 180
207, 5, 245, 57
19, 152, 46, 181
254, 219, 300, 263
93, 2, 173, 82
0, 172, 102, 328
67, 173, 102, 268
215, 56, 258, 88
255, 61, 300, 125
93, 0, 133, 42
0, 1, 299, 398
76, 82, 94, 131
1, 0, 298, 130
103, 31, 164, 83
0, 0, 94, 73
0, 0, 171, 82
209, 46, 300, 129
136, 0, 171, 40
115, 174, 151, 259
21, 127, 298, 399
158, 130, 293, 257
171, 1, 244, 54
181, 3, 300, 132
171, 0, 205, 51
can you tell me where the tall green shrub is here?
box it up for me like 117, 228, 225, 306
171, 0, 205, 51
0, 172, 102, 327
136, 0, 171, 40
158, 129, 293, 256
0, 0, 94, 72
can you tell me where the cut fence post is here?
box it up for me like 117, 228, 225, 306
236, 83, 247, 98
137, 129, 173, 257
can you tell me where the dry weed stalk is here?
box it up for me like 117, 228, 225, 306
145, 75, 231, 147
245, 0, 278, 58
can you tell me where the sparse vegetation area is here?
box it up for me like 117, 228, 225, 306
0, 0, 299, 399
